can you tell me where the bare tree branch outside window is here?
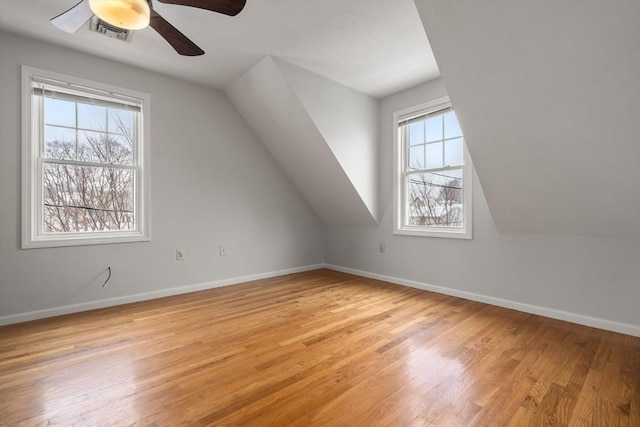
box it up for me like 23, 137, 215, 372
402, 109, 465, 229
407, 171, 463, 227
43, 107, 136, 233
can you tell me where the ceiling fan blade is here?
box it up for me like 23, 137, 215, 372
156, 0, 246, 16
50, 0, 93, 33
149, 10, 205, 56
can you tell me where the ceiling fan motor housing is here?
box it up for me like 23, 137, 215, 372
89, 16, 134, 42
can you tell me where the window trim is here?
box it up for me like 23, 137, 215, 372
392, 97, 473, 239
21, 65, 151, 249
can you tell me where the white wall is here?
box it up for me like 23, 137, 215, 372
0, 31, 325, 323
226, 56, 377, 225
325, 79, 640, 335
274, 58, 380, 222
1, 32, 637, 336
415, 0, 640, 239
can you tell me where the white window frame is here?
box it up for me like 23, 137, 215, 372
21, 65, 151, 249
393, 97, 473, 239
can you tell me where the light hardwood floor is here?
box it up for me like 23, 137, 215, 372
1, 269, 638, 426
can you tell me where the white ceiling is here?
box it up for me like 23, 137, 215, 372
0, 0, 439, 98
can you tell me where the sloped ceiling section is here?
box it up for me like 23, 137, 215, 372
226, 56, 379, 225
415, 0, 640, 238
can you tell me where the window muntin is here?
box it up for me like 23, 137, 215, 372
394, 98, 472, 239
22, 67, 150, 248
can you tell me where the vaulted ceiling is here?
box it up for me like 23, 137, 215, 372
226, 56, 379, 225
1, 0, 638, 238
415, 0, 639, 238
0, 0, 437, 98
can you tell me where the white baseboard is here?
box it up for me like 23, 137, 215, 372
0, 264, 325, 326
4, 263, 638, 337
325, 264, 640, 337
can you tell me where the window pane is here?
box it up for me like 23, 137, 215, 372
45, 125, 75, 160
43, 163, 135, 233
44, 98, 75, 128
109, 134, 134, 165
78, 130, 108, 163
444, 111, 462, 139
78, 103, 106, 131
425, 115, 443, 142
108, 108, 134, 135
425, 141, 443, 169
444, 137, 464, 166
408, 122, 424, 146
409, 144, 424, 170
406, 169, 463, 228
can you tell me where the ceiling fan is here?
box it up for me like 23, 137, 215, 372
50, 0, 246, 56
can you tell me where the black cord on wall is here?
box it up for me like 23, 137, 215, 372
102, 266, 112, 287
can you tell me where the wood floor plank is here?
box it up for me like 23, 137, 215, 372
0, 269, 638, 426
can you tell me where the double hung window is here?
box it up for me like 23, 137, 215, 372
21, 66, 150, 248
394, 97, 472, 239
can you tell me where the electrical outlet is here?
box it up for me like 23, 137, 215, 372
379, 242, 385, 253
176, 249, 185, 260
219, 246, 226, 256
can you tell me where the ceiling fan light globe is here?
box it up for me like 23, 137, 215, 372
88, 0, 150, 30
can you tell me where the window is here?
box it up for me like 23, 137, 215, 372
393, 97, 472, 239
21, 66, 150, 248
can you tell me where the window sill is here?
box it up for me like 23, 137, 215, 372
393, 227, 472, 240
22, 232, 151, 249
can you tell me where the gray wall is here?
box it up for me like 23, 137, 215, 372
226, 56, 379, 225
1, 31, 638, 335
415, 0, 640, 239
0, 31, 324, 321
325, 79, 640, 334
